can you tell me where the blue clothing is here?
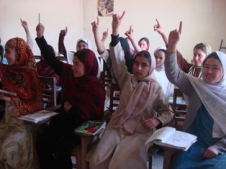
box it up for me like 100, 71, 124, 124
171, 105, 226, 169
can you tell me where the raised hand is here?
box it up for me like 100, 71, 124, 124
112, 11, 125, 35
154, 19, 165, 35
102, 28, 108, 42
167, 21, 182, 53
91, 17, 99, 33
125, 25, 134, 40
60, 27, 68, 37
20, 19, 29, 32
36, 23, 45, 38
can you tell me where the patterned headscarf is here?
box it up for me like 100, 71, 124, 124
0, 37, 43, 116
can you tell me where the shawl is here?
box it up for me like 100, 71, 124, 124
0, 37, 43, 116
76, 38, 92, 51
112, 51, 159, 134
153, 46, 174, 98
74, 38, 101, 77
61, 49, 105, 120
187, 51, 226, 137
188, 43, 212, 78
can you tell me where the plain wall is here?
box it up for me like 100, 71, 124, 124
1, 0, 226, 62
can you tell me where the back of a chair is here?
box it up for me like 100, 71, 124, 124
109, 82, 121, 114
39, 76, 57, 108
172, 88, 186, 111
99, 59, 112, 89
173, 87, 187, 131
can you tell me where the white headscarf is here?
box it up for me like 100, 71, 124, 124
153, 46, 167, 71
76, 37, 92, 51
153, 46, 174, 98
68, 38, 101, 77
187, 51, 226, 137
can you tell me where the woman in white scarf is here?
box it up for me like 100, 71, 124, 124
153, 46, 174, 98
165, 22, 226, 169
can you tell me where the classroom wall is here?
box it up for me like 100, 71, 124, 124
1, 0, 226, 62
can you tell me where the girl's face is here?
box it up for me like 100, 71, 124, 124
193, 48, 207, 67
4, 47, 16, 65
77, 42, 88, 51
202, 57, 224, 84
138, 40, 149, 51
71, 55, 85, 77
155, 50, 165, 68
133, 56, 150, 78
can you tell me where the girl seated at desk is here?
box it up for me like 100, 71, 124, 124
165, 21, 226, 169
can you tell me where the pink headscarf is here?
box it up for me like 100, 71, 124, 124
112, 51, 159, 134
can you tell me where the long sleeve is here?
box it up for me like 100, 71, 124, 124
58, 33, 67, 59
35, 36, 63, 75
110, 41, 131, 89
176, 50, 192, 73
164, 52, 193, 96
26, 33, 33, 50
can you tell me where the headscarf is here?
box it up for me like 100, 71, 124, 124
76, 37, 92, 51
153, 46, 174, 98
75, 38, 101, 77
37, 45, 61, 87
112, 51, 159, 134
188, 43, 212, 78
154, 46, 167, 71
0, 37, 43, 116
61, 49, 105, 121
187, 51, 226, 137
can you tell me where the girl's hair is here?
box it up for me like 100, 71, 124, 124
74, 49, 87, 64
134, 50, 152, 64
203, 52, 221, 66
194, 43, 212, 55
138, 37, 149, 45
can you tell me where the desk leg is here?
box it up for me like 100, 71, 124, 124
81, 136, 91, 169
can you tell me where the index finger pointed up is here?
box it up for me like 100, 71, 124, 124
155, 18, 159, 25
97, 17, 99, 24
179, 21, 182, 34
120, 11, 125, 20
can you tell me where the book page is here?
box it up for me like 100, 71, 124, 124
0, 89, 17, 97
145, 127, 176, 146
160, 130, 197, 151
19, 110, 58, 123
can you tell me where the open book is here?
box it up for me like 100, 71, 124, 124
145, 126, 197, 151
19, 110, 58, 123
74, 121, 106, 136
0, 89, 17, 97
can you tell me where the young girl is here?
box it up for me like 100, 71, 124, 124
165, 22, 226, 169
0, 37, 43, 169
154, 19, 212, 77
35, 23, 105, 169
153, 46, 174, 98
86, 11, 173, 169
125, 25, 150, 56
